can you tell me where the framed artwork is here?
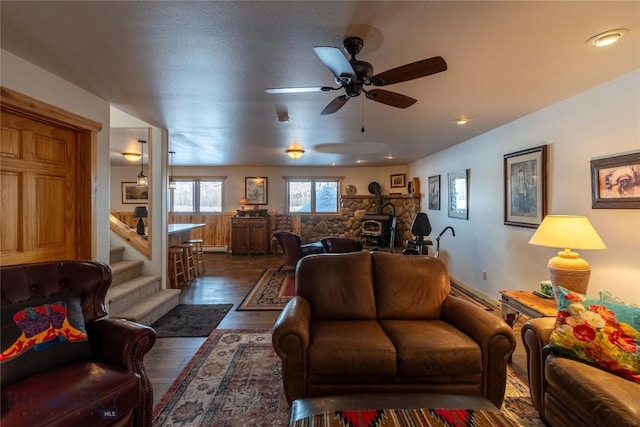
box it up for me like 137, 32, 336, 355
504, 145, 547, 228
428, 175, 440, 210
390, 173, 406, 188
448, 170, 469, 220
591, 152, 640, 209
245, 177, 268, 205
121, 182, 148, 204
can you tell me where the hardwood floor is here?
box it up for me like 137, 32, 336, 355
144, 253, 530, 408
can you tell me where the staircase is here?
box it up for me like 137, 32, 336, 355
107, 246, 181, 326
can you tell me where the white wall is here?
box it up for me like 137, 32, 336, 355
1, 49, 112, 263
410, 70, 640, 304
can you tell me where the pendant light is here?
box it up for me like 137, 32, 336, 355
137, 140, 148, 187
168, 150, 176, 190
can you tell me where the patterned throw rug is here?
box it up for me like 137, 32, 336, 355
152, 330, 545, 427
237, 269, 295, 311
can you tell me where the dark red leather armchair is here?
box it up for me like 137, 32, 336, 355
273, 231, 323, 270
1, 261, 156, 427
320, 237, 363, 253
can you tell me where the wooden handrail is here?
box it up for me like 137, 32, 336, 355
109, 214, 150, 259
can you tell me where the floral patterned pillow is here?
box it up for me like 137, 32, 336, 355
548, 286, 640, 384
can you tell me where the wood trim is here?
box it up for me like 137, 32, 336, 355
109, 214, 150, 258
0, 87, 102, 132
1, 86, 102, 261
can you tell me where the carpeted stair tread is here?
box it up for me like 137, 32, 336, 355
114, 289, 181, 325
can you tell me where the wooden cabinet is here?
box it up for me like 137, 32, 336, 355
231, 217, 270, 255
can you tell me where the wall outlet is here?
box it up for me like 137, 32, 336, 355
482, 270, 487, 280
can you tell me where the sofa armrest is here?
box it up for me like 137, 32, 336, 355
272, 296, 311, 405
87, 318, 156, 427
88, 318, 156, 370
521, 317, 555, 415
441, 296, 516, 407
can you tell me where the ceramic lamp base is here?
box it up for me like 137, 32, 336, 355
547, 251, 591, 296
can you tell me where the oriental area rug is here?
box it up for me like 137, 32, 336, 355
237, 269, 295, 311
152, 330, 545, 427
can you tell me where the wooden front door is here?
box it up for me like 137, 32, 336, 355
1, 110, 79, 264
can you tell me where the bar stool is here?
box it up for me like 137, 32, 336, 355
187, 238, 205, 275
175, 242, 197, 281
168, 247, 186, 288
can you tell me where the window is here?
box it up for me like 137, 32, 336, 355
286, 177, 340, 214
170, 178, 223, 213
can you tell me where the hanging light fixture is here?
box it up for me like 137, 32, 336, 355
286, 148, 305, 159
168, 150, 176, 190
137, 140, 148, 187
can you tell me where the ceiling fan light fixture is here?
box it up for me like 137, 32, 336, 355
122, 152, 141, 161
587, 28, 628, 47
286, 148, 305, 159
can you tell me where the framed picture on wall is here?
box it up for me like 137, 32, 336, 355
245, 177, 268, 205
390, 173, 406, 188
504, 145, 547, 228
121, 182, 148, 204
590, 152, 640, 209
428, 175, 440, 210
448, 170, 469, 219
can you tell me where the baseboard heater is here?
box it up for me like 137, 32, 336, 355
203, 245, 228, 253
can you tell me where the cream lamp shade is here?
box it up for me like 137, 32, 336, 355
528, 215, 606, 295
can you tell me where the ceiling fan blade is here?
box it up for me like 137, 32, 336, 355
265, 86, 335, 94
313, 46, 355, 80
370, 56, 447, 86
365, 89, 417, 109
320, 95, 349, 115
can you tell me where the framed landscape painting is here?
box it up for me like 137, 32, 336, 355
504, 145, 547, 228
121, 182, 148, 204
245, 177, 268, 205
390, 173, 406, 188
448, 170, 468, 220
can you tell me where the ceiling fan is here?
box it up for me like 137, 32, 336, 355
265, 36, 447, 115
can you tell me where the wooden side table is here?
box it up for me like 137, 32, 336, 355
500, 290, 557, 328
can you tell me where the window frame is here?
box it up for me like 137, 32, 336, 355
283, 176, 344, 214
169, 176, 226, 214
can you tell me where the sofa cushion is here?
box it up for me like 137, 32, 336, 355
1, 359, 141, 427
548, 286, 640, 384
545, 354, 640, 427
308, 320, 396, 378
371, 252, 450, 320
297, 252, 376, 320
380, 320, 482, 379
1, 293, 91, 387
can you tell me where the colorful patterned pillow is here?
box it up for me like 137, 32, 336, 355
599, 289, 640, 307
548, 286, 640, 384
0, 294, 91, 387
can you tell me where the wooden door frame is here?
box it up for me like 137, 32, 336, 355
1, 86, 103, 260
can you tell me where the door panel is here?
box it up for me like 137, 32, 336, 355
0, 110, 76, 265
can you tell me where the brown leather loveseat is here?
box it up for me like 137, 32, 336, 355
522, 317, 640, 426
1, 261, 156, 427
272, 251, 516, 407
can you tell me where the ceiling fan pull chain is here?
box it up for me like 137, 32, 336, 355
361, 96, 365, 133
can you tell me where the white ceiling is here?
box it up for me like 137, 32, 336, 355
1, 1, 638, 167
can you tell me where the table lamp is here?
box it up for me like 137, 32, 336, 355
132, 206, 148, 236
528, 215, 606, 295
239, 197, 247, 210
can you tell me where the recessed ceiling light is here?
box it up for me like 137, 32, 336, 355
455, 117, 469, 125
587, 28, 629, 47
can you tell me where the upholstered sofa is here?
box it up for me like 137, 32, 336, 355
1, 261, 156, 427
522, 317, 640, 427
272, 251, 516, 407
